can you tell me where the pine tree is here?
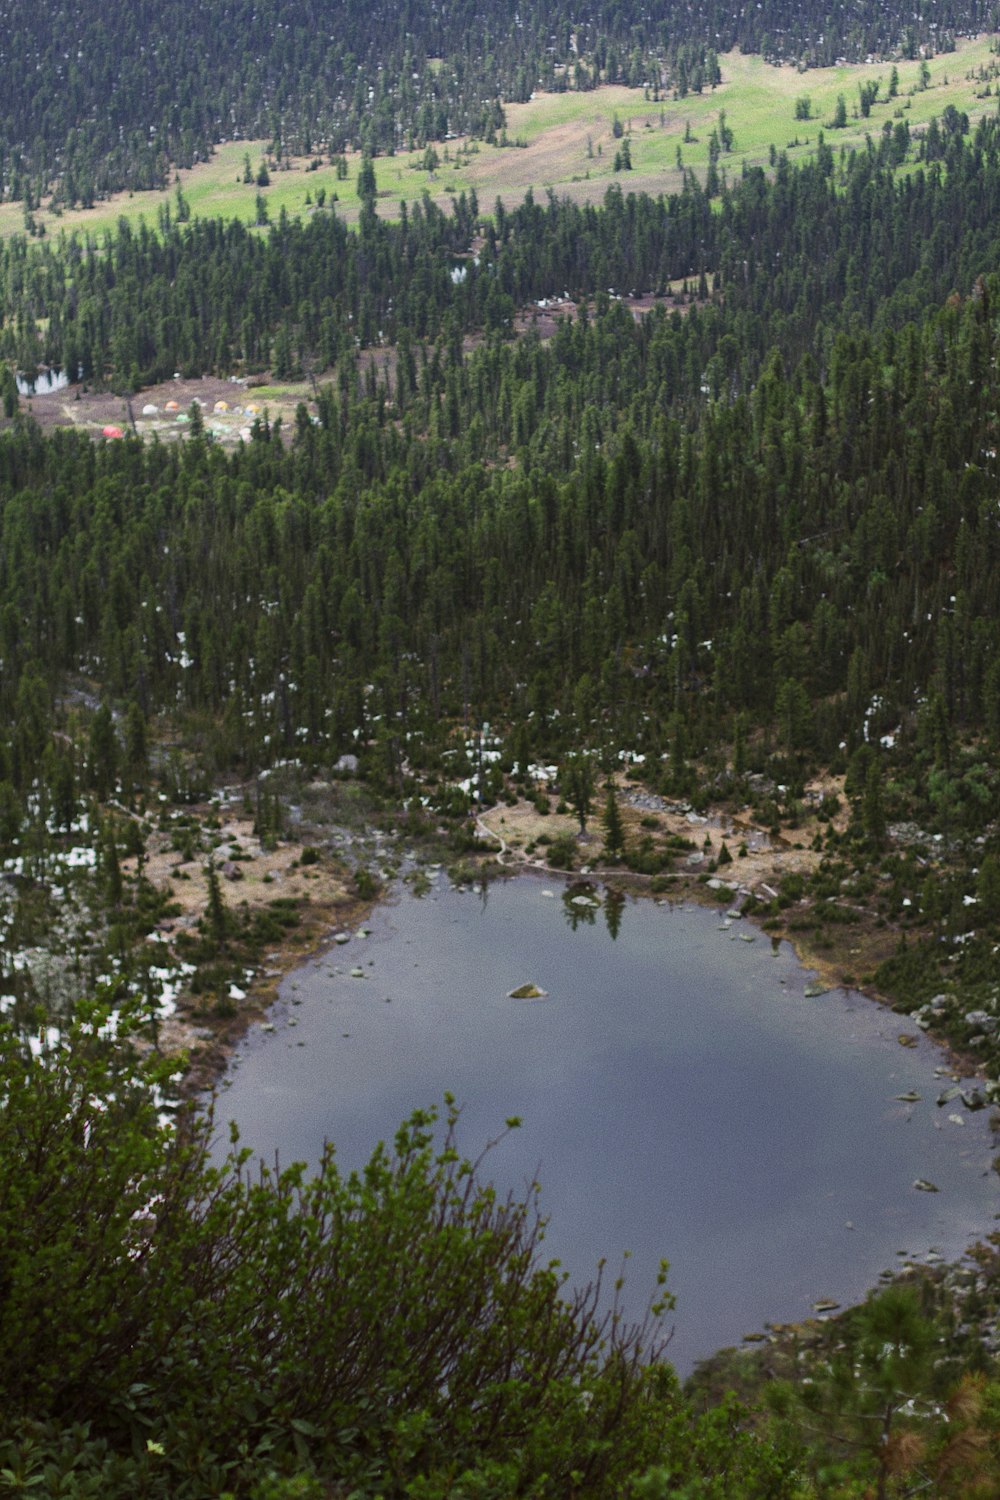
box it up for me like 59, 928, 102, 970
862, 758, 887, 849
104, 825, 123, 906
563, 755, 594, 835
357, 153, 377, 206
602, 783, 625, 861
205, 858, 228, 945
88, 705, 118, 801
124, 702, 147, 777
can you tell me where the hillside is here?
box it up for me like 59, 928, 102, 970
4, 4, 1000, 1496
1, 0, 997, 201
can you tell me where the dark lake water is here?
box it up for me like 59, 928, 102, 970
217, 874, 998, 1374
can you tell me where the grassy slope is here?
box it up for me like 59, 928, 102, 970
1, 38, 997, 245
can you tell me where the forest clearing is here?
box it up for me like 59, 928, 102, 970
2, 38, 998, 244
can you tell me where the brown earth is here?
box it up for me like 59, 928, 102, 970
476, 772, 912, 1009
477, 774, 826, 887
17, 374, 317, 445
125, 809, 367, 1092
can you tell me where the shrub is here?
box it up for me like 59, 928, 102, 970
546, 834, 578, 868
0, 1015, 686, 1495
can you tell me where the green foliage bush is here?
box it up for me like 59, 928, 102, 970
546, 833, 578, 867
1, 1010, 732, 1497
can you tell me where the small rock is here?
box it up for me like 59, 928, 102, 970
897, 1033, 919, 1048
895, 1091, 921, 1102
913, 1179, 939, 1193
812, 1299, 841, 1313
508, 982, 548, 1000
350, 967, 365, 979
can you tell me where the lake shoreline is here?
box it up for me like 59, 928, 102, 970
216, 868, 1000, 1375
188, 805, 988, 1103
467, 819, 990, 1087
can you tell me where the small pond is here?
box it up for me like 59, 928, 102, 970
16, 367, 70, 396
218, 875, 998, 1374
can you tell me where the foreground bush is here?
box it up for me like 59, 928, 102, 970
0, 1005, 806, 1497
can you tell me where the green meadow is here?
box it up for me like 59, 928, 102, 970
3, 37, 998, 244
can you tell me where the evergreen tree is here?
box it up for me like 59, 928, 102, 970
602, 783, 626, 860
205, 858, 228, 945
88, 705, 118, 801
862, 758, 887, 849
563, 755, 595, 835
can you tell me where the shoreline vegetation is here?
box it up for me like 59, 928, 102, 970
3, 701, 998, 1499
90, 753, 987, 1102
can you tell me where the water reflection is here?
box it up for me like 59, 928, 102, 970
16, 367, 70, 396
604, 888, 625, 941
562, 880, 600, 930
219, 876, 999, 1375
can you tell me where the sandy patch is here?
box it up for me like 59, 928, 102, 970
135, 813, 350, 924
477, 777, 823, 891
126, 812, 365, 1088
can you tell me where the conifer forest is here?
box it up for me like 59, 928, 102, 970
6, 4, 1000, 1496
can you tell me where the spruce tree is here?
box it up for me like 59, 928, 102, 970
602, 783, 626, 861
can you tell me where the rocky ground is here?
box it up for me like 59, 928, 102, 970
131, 799, 369, 1090
17, 374, 315, 445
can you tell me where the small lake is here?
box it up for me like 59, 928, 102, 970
218, 875, 998, 1374
16, 367, 70, 396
